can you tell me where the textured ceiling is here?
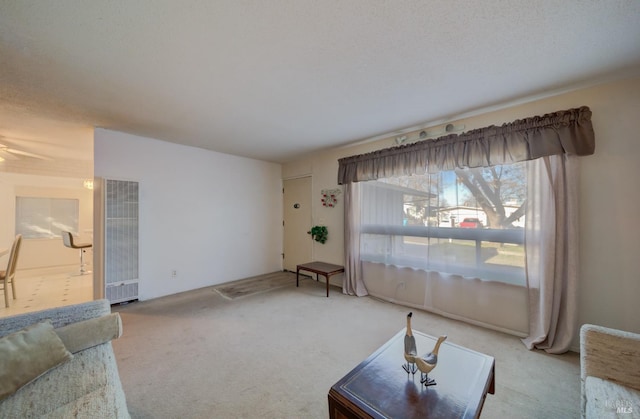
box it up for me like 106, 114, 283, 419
1, 1, 639, 163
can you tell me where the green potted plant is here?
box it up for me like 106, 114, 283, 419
308, 225, 328, 244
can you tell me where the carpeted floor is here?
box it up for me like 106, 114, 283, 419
213, 271, 298, 300
112, 275, 580, 418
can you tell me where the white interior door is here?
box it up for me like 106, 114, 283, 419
283, 177, 312, 272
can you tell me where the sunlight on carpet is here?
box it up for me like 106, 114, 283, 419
213, 271, 297, 300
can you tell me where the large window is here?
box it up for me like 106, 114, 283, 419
342, 107, 593, 352
360, 162, 526, 285
15, 197, 79, 239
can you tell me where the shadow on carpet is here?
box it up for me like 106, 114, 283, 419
213, 271, 297, 300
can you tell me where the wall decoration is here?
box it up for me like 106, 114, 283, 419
321, 188, 341, 207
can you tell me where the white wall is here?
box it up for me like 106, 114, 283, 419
283, 76, 640, 345
94, 129, 283, 301
0, 173, 93, 271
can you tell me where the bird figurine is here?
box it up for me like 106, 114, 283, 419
402, 311, 447, 387
415, 334, 447, 386
403, 312, 418, 374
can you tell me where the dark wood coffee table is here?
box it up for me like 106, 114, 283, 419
296, 261, 344, 297
328, 329, 495, 418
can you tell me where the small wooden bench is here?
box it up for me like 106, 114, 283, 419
296, 261, 345, 297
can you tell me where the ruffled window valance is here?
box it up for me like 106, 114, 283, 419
338, 106, 595, 184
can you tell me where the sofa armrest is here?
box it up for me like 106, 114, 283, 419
0, 299, 112, 338
581, 324, 640, 391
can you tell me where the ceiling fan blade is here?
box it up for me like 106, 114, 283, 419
0, 135, 61, 146
5, 147, 52, 160
0, 149, 19, 160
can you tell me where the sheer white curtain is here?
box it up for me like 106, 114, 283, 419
358, 176, 527, 281
522, 155, 579, 353
343, 182, 368, 296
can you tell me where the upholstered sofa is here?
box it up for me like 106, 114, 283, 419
580, 324, 640, 418
0, 299, 130, 418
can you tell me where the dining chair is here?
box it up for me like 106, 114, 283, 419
0, 234, 22, 307
62, 231, 92, 275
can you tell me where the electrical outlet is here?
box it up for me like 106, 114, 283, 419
171, 270, 177, 278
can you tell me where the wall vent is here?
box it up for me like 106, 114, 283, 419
106, 281, 139, 304
104, 179, 139, 303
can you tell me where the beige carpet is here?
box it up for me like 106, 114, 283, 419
112, 276, 580, 418
213, 271, 297, 300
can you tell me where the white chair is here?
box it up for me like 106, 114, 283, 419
0, 234, 22, 307
62, 231, 92, 275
